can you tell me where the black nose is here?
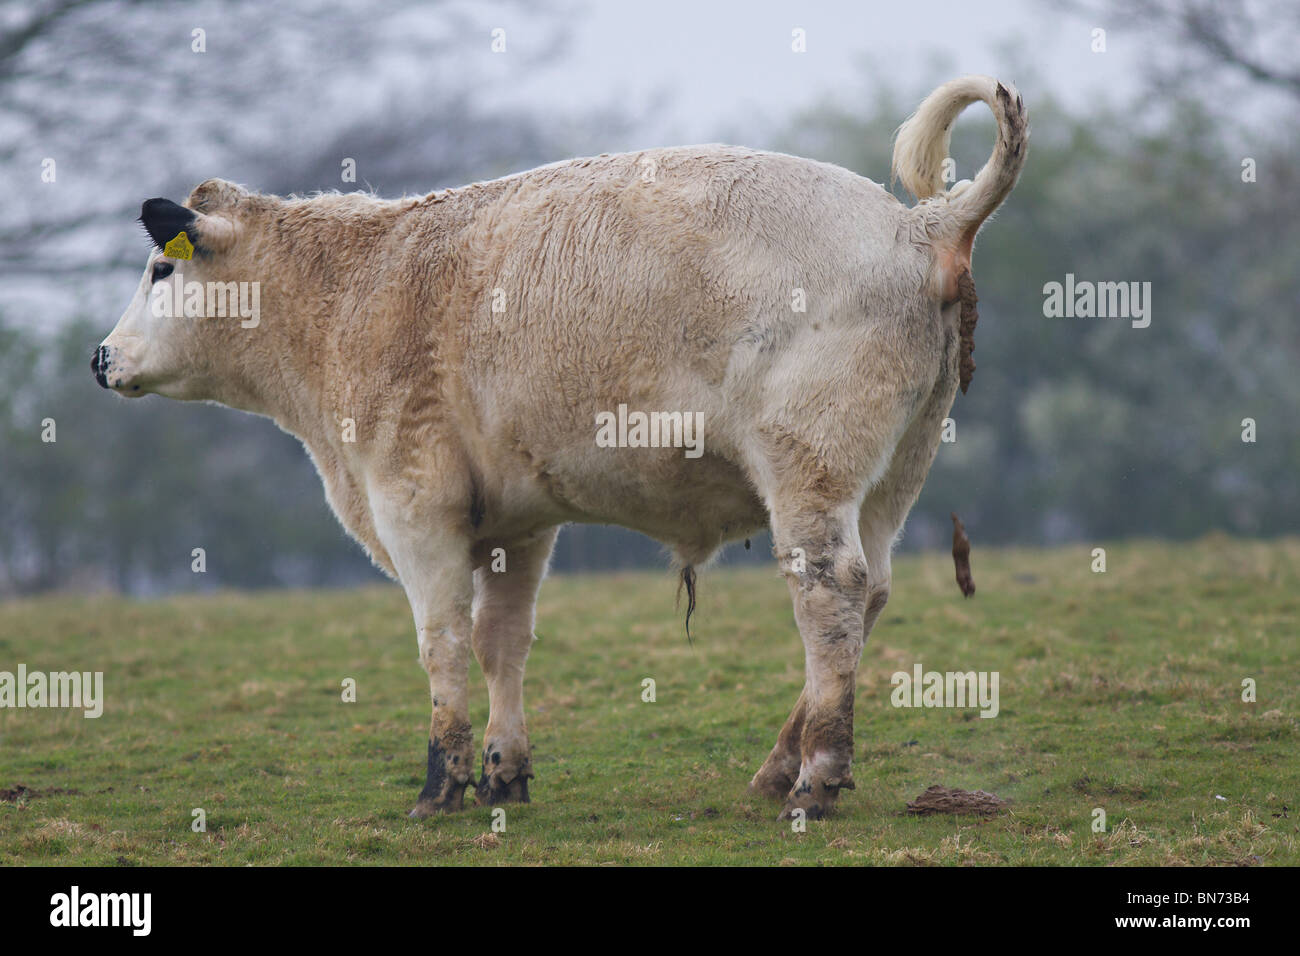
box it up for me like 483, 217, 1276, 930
92, 345, 109, 388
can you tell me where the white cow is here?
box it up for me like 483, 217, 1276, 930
95, 76, 1027, 819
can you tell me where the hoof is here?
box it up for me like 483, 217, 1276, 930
410, 735, 472, 817
475, 741, 533, 805
476, 771, 531, 805
776, 775, 854, 821
749, 764, 796, 802
409, 779, 470, 818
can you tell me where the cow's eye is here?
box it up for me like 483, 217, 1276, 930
151, 261, 174, 284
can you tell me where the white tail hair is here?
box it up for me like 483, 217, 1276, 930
892, 75, 1028, 240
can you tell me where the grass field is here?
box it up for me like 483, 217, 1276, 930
1, 535, 1296, 866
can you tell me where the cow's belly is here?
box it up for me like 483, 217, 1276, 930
478, 433, 769, 565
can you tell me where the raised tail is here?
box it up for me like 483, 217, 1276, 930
891, 75, 1028, 243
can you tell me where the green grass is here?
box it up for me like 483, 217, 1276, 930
1, 535, 1297, 865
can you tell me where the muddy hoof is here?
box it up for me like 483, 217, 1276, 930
777, 776, 854, 821
409, 736, 473, 818
476, 741, 533, 806
476, 771, 531, 805
409, 780, 470, 818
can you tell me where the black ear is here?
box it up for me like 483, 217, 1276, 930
139, 198, 198, 253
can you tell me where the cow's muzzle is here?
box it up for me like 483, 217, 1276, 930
92, 345, 110, 389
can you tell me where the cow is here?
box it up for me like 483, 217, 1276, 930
94, 75, 1027, 819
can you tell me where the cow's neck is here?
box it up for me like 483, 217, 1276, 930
207, 299, 395, 573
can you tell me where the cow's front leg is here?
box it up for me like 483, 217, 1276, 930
373, 495, 476, 817
471, 529, 557, 805
412, 613, 474, 817
768, 501, 870, 820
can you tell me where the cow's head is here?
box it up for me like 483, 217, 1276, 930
94, 179, 251, 401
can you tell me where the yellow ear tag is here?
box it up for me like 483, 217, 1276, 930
163, 230, 194, 260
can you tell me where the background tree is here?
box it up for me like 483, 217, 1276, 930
1, 0, 1296, 594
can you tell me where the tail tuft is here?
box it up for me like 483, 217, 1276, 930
677, 565, 698, 644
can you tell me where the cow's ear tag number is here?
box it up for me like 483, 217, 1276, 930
164, 230, 194, 260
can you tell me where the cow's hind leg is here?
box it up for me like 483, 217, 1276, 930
750, 513, 894, 805
750, 687, 806, 799
752, 363, 961, 814
766, 499, 870, 820
472, 528, 558, 805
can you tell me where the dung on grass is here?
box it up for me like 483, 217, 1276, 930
906, 785, 1008, 816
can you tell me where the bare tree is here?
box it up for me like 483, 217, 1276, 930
1065, 0, 1300, 102
0, 0, 570, 277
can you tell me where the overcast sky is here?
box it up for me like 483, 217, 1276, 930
9, 0, 1254, 326
467, 0, 1147, 145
